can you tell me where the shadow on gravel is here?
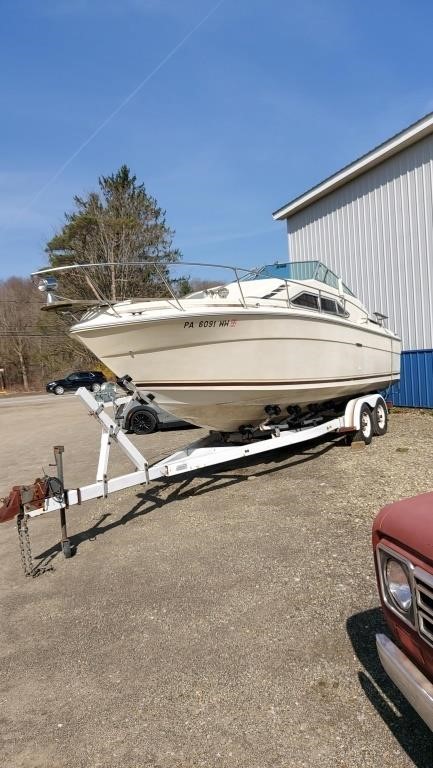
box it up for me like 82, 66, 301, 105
347, 608, 433, 767
34, 432, 344, 569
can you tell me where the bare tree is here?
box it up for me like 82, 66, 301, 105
0, 277, 100, 391
0, 278, 40, 390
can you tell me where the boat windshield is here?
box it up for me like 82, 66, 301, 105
245, 260, 354, 296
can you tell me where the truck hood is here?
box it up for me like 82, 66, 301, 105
374, 492, 433, 565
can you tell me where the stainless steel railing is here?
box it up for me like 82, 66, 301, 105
32, 260, 372, 323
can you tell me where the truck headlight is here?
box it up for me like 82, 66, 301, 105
385, 558, 412, 612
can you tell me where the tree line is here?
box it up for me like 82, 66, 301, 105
0, 166, 190, 391
0, 277, 96, 391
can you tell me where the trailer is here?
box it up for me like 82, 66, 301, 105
0, 388, 388, 577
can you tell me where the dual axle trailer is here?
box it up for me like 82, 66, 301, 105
0, 388, 389, 576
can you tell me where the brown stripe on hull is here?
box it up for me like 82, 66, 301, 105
136, 373, 395, 388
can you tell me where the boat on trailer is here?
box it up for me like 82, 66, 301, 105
33, 260, 401, 432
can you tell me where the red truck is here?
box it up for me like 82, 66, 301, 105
373, 492, 433, 730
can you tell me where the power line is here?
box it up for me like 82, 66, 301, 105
0, 301, 45, 305
0, 332, 69, 337
0, 331, 55, 334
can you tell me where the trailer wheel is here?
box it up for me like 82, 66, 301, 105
359, 403, 373, 445
372, 400, 388, 436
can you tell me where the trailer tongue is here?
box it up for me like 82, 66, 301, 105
0, 387, 388, 578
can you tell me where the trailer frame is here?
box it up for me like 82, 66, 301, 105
1, 388, 387, 576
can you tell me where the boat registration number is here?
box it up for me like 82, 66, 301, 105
183, 319, 237, 329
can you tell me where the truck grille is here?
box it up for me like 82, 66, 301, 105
414, 567, 433, 646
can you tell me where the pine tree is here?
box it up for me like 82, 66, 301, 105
46, 165, 183, 301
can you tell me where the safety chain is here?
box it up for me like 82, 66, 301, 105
16, 513, 55, 578
16, 513, 34, 577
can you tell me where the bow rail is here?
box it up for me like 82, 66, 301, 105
32, 260, 257, 312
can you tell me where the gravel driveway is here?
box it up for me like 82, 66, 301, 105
0, 396, 432, 768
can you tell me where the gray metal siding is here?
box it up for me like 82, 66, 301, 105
287, 134, 433, 350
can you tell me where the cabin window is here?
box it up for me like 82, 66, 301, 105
292, 292, 319, 310
320, 297, 347, 316
320, 297, 335, 313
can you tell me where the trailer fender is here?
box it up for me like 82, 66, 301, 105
344, 394, 386, 431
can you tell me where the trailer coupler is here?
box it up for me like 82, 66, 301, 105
0, 478, 49, 524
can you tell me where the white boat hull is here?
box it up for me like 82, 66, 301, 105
72, 309, 401, 431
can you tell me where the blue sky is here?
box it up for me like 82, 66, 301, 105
1, 0, 433, 279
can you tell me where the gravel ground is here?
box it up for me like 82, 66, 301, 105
0, 397, 433, 768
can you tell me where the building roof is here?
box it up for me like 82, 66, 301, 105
273, 110, 433, 221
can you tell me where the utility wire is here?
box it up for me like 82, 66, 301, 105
0, 300, 45, 304
0, 333, 68, 338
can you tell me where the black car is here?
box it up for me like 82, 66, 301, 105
96, 379, 196, 435
116, 397, 193, 434
95, 379, 195, 435
46, 371, 107, 395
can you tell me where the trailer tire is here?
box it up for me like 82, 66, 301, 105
359, 403, 373, 445
372, 400, 388, 436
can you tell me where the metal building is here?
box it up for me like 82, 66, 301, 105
273, 112, 433, 408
